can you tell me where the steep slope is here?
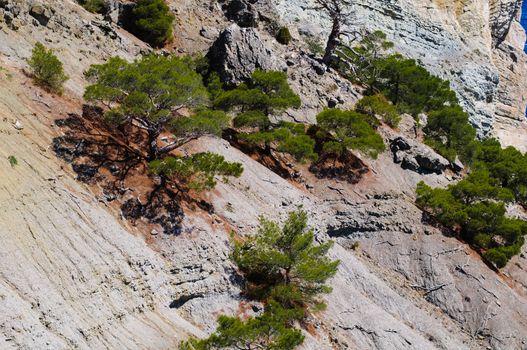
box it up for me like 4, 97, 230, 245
273, 0, 527, 151
0, 66, 197, 349
0, 0, 527, 349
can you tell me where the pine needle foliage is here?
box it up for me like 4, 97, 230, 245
416, 169, 526, 268
149, 152, 243, 192
128, 0, 175, 47
84, 54, 214, 161
316, 108, 386, 159
180, 210, 339, 350
28, 43, 68, 94
233, 210, 340, 308
78, 0, 105, 13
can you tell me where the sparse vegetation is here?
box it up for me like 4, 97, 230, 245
316, 108, 386, 159
276, 27, 292, 45
180, 210, 339, 349
28, 43, 68, 94
7, 155, 17, 168
128, 0, 175, 47
304, 37, 324, 56
78, 0, 105, 13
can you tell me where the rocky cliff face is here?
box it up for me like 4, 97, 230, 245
273, 0, 527, 150
1, 0, 527, 349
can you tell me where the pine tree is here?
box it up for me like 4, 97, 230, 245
355, 94, 400, 128
28, 43, 69, 94
215, 70, 315, 162
316, 108, 385, 159
180, 210, 339, 349
232, 210, 339, 308
84, 54, 213, 161
129, 0, 175, 47
149, 152, 243, 192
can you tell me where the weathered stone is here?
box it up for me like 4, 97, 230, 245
207, 24, 286, 85
29, 4, 50, 26
452, 156, 464, 173
390, 136, 449, 174
273, 0, 527, 140
223, 0, 257, 27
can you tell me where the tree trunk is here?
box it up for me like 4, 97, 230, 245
323, 16, 341, 65
147, 128, 160, 162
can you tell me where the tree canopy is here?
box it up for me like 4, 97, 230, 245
232, 210, 340, 307
424, 106, 477, 162
214, 70, 318, 163
355, 94, 400, 128
180, 210, 339, 349
84, 54, 213, 161
214, 70, 301, 114
417, 174, 526, 268
83, 54, 242, 195
28, 42, 69, 94
149, 152, 243, 192
316, 108, 386, 159
128, 0, 175, 47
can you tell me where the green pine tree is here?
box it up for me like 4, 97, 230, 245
232, 209, 340, 308
180, 210, 339, 349
129, 0, 175, 47
316, 108, 386, 159
28, 42, 69, 94
84, 54, 213, 161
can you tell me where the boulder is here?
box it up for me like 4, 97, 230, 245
452, 156, 464, 173
207, 24, 286, 85
223, 0, 257, 28
390, 136, 449, 174
29, 4, 50, 26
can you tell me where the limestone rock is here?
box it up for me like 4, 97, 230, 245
390, 136, 450, 174
222, 0, 258, 28
207, 23, 286, 85
29, 4, 50, 26
272, 0, 527, 140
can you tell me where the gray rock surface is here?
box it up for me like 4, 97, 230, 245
390, 136, 450, 175
0, 1, 526, 350
208, 23, 287, 85
271, 0, 527, 148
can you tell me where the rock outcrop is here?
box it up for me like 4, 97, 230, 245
390, 136, 450, 175
1, 0, 527, 349
272, 0, 527, 149
208, 23, 287, 85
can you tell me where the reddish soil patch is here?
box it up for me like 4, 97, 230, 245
223, 126, 370, 185
52, 106, 212, 235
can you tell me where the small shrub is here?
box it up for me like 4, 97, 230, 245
355, 94, 400, 128
78, 0, 105, 13
7, 155, 17, 168
316, 108, 386, 159
129, 0, 175, 47
305, 37, 324, 56
225, 203, 234, 213
28, 43, 68, 94
276, 27, 292, 45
